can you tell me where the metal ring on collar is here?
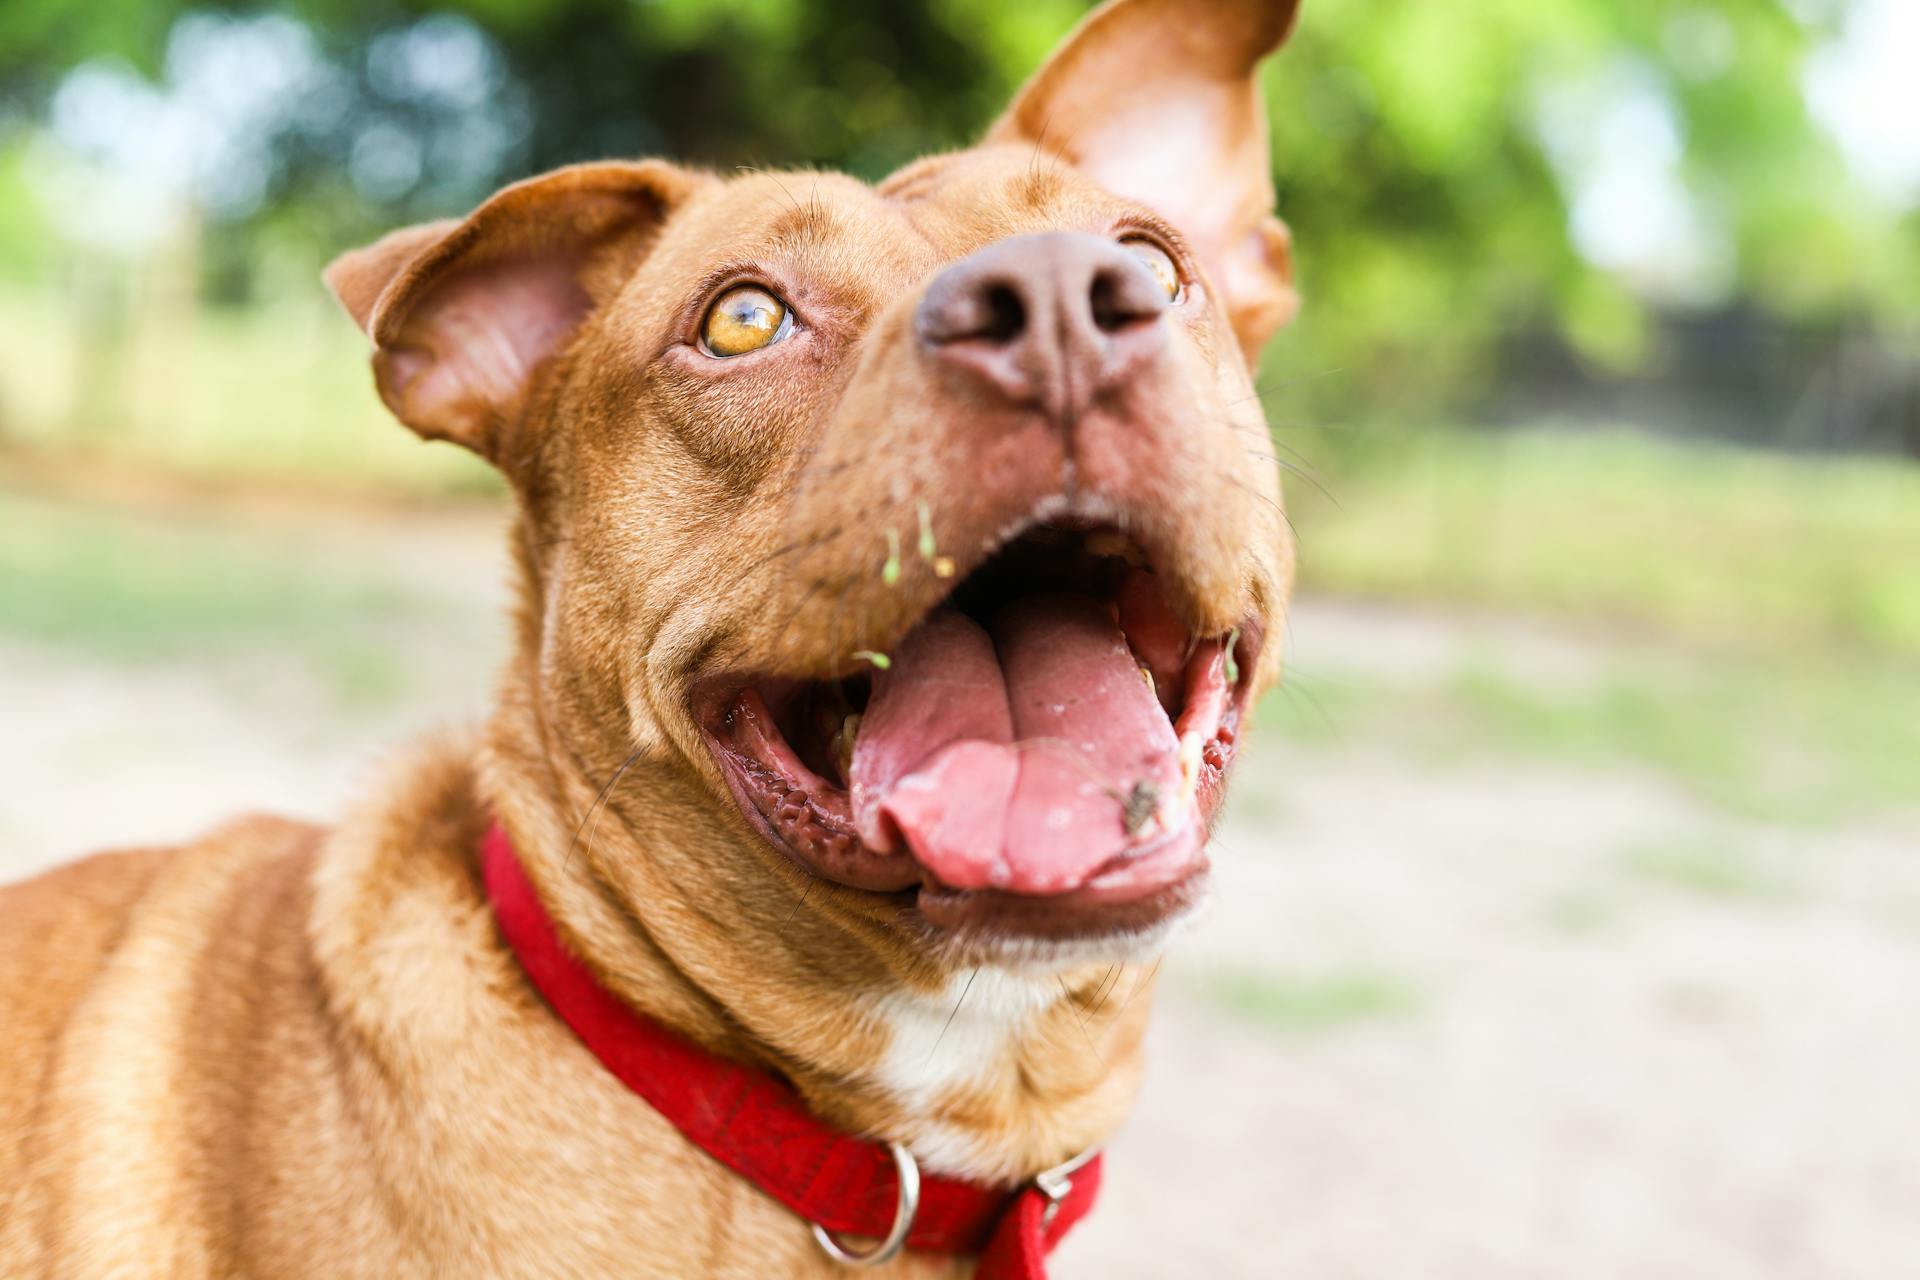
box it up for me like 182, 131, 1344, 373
1033, 1146, 1099, 1228
811, 1141, 922, 1268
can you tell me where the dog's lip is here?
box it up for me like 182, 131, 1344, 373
913, 861, 1211, 943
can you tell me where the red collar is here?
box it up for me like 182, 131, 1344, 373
481, 822, 1101, 1277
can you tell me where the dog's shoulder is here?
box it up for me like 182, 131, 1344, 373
0, 816, 321, 1030
0, 733, 499, 1273
0, 821, 314, 1113
0, 844, 176, 1105
0, 816, 322, 1246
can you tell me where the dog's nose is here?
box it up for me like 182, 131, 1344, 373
915, 232, 1171, 422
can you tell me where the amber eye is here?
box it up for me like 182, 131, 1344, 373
1122, 238, 1183, 303
701, 285, 792, 357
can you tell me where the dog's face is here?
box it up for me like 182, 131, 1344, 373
329, 0, 1300, 967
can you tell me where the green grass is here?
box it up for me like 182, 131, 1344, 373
0, 489, 421, 653
1263, 649, 1920, 825
1451, 658, 1920, 823
1287, 425, 1920, 659
0, 290, 496, 497
1189, 965, 1424, 1037
1618, 838, 1806, 906
0, 487, 491, 710
1541, 889, 1631, 937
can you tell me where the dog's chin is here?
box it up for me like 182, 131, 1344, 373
691, 517, 1258, 955
910, 858, 1213, 968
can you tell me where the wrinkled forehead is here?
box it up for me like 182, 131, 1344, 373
624, 148, 1151, 320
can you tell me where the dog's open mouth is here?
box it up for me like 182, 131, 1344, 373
696, 521, 1256, 937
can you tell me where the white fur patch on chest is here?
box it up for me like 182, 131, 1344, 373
865, 967, 1057, 1173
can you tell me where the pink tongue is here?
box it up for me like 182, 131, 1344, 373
849, 596, 1186, 894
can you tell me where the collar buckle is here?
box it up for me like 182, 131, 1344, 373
1033, 1146, 1100, 1228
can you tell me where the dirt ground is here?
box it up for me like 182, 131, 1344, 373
4, 496, 1917, 1278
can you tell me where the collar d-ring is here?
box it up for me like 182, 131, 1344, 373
811, 1141, 922, 1268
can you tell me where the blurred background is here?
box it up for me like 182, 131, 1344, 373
2, 1, 1916, 1275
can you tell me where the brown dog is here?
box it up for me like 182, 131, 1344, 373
0, 0, 1301, 1273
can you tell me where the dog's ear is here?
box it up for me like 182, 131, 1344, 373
324, 160, 708, 456
987, 0, 1302, 360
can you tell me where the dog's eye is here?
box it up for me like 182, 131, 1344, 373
1122, 238, 1183, 304
701, 286, 792, 357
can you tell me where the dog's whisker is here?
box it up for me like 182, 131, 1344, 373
741, 528, 843, 579
1114, 955, 1166, 1019
744, 166, 810, 227
564, 746, 646, 873
770, 577, 828, 647
1056, 975, 1101, 1056
825, 576, 859, 668
1224, 472, 1300, 540
1231, 443, 1342, 508
1229, 364, 1351, 407
928, 967, 978, 1062
783, 877, 817, 930
1084, 964, 1121, 1021
1269, 668, 1346, 740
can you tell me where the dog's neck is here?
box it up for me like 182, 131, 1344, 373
475, 545, 1157, 1183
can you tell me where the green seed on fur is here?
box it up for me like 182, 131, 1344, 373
882, 528, 902, 586
916, 501, 937, 562
853, 650, 892, 670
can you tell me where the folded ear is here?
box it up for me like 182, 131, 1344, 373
986, 0, 1302, 360
324, 160, 709, 456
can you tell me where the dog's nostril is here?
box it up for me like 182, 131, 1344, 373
1090, 266, 1156, 334
1090, 271, 1125, 334
979, 284, 1026, 345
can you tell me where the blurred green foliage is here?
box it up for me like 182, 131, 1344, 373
1261, 0, 1918, 417
1, 0, 1914, 428
1284, 425, 1920, 653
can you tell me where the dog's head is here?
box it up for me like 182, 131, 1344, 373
329, 0, 1300, 967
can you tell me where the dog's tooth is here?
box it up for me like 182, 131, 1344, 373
1176, 731, 1204, 797
831, 713, 861, 783
1085, 531, 1146, 566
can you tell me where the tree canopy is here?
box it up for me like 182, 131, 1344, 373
2, 0, 1913, 423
